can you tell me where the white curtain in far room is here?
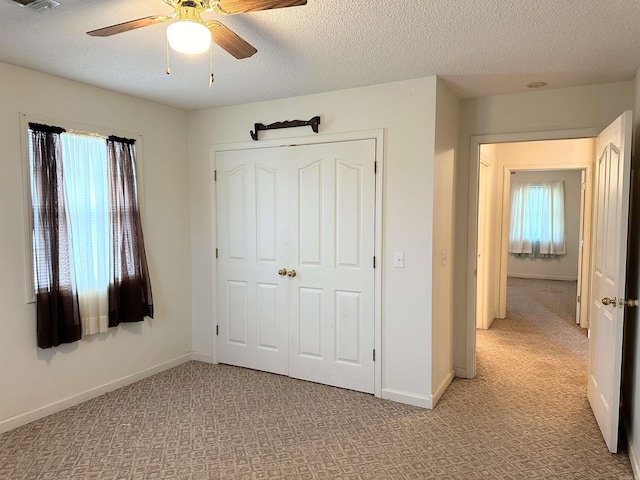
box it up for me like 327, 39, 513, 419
509, 181, 566, 257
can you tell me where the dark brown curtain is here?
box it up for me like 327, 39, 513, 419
106, 136, 153, 326
29, 123, 82, 348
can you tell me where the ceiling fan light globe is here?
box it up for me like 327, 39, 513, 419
166, 20, 211, 55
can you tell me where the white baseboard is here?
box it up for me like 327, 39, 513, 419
454, 366, 466, 378
432, 369, 454, 407
507, 274, 578, 281
624, 417, 640, 480
0, 353, 192, 434
478, 314, 497, 330
191, 352, 216, 364
382, 388, 432, 409
629, 441, 640, 480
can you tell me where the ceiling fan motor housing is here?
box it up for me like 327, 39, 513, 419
177, 1, 204, 22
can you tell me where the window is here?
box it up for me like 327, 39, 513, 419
526, 185, 544, 243
25, 119, 153, 348
508, 181, 566, 258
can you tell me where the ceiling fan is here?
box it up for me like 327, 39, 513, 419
87, 0, 307, 59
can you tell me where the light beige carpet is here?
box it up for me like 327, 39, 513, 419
0, 278, 634, 479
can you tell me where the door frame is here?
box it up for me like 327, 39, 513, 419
465, 127, 601, 378
210, 129, 385, 398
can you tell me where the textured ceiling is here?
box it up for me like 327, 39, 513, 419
1, 0, 640, 111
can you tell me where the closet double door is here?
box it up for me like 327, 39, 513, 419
216, 139, 376, 394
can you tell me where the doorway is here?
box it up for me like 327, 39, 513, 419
475, 139, 595, 334
466, 113, 633, 454
466, 131, 599, 378
504, 168, 584, 330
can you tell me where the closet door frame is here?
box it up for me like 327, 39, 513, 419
210, 129, 384, 398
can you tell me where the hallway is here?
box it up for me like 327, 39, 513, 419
467, 277, 632, 478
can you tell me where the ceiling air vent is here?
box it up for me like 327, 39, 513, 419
12, 0, 60, 10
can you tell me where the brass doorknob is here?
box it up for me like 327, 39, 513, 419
601, 297, 617, 306
278, 268, 288, 276
287, 269, 297, 278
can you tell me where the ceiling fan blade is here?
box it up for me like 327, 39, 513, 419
206, 21, 257, 59
215, 0, 306, 15
87, 15, 171, 37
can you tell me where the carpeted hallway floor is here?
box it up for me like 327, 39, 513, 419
0, 278, 634, 479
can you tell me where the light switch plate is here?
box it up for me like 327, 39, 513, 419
394, 252, 404, 268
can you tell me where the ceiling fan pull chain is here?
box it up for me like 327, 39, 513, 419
209, 46, 214, 86
166, 38, 171, 75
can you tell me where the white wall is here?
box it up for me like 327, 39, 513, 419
188, 76, 447, 407
621, 68, 640, 478
454, 81, 634, 375
506, 169, 582, 280
431, 78, 458, 402
0, 63, 192, 431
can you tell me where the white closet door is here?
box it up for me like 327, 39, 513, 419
216, 147, 289, 375
287, 139, 376, 393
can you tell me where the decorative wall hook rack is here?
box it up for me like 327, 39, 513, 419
250, 116, 320, 141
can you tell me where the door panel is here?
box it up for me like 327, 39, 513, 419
298, 287, 324, 358
256, 282, 278, 350
288, 140, 376, 393
227, 280, 248, 345
226, 166, 246, 260
335, 290, 362, 364
588, 110, 632, 453
216, 147, 289, 375
336, 160, 362, 267
604, 146, 621, 281
298, 160, 323, 265
256, 165, 278, 262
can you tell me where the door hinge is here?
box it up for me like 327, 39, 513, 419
581, 182, 586, 190
215, 248, 218, 259
216, 325, 219, 336
373, 349, 376, 362
579, 240, 584, 248
577, 295, 581, 303
214, 170, 217, 181
373, 256, 376, 268
374, 161, 377, 174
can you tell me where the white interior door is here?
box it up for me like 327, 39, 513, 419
587, 110, 632, 453
476, 163, 487, 329
216, 147, 289, 375
287, 140, 376, 394
576, 170, 587, 325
